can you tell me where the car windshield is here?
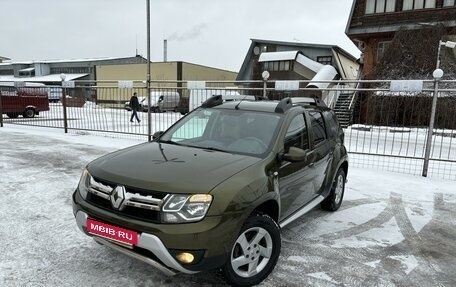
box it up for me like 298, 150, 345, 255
159, 108, 281, 156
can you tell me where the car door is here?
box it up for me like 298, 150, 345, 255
308, 110, 332, 195
278, 112, 316, 220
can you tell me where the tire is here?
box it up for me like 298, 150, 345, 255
321, 168, 346, 211
23, 108, 36, 118
6, 113, 19, 119
222, 213, 281, 287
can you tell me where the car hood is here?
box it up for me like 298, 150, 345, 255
87, 142, 261, 194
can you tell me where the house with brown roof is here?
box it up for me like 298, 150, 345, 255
345, 0, 456, 79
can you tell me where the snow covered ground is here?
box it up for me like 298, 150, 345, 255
1, 125, 455, 287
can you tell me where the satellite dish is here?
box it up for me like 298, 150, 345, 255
253, 46, 260, 55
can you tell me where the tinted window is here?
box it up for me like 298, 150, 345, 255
284, 114, 309, 151
324, 111, 339, 139
308, 111, 327, 146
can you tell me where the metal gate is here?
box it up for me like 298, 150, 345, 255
1, 79, 455, 180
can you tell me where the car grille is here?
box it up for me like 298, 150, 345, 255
86, 176, 168, 223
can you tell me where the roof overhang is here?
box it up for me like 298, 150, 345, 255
347, 20, 456, 38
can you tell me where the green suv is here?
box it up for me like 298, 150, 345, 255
72, 96, 348, 286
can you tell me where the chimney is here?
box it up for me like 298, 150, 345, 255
164, 39, 168, 62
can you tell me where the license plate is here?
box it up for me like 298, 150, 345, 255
87, 218, 138, 246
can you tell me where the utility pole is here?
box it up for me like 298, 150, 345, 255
146, 0, 152, 142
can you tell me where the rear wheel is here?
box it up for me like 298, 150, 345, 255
321, 168, 346, 211
23, 108, 36, 118
222, 213, 281, 286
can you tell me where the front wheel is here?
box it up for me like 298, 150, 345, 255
321, 168, 346, 211
222, 213, 281, 286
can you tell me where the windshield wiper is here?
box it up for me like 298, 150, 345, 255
200, 146, 228, 153
158, 140, 182, 146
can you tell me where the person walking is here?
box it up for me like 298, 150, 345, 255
129, 92, 141, 123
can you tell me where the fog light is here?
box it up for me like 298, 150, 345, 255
176, 252, 194, 264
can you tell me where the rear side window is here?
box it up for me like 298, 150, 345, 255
308, 111, 327, 146
324, 111, 339, 139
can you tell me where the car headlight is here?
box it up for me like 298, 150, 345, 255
162, 194, 212, 223
78, 168, 91, 199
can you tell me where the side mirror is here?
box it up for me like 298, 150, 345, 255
152, 131, 164, 140
282, 147, 307, 162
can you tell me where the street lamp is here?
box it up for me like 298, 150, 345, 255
422, 40, 456, 177
262, 70, 270, 99
146, 0, 152, 142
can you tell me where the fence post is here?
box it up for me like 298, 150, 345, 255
60, 74, 68, 134
0, 90, 3, 128
422, 72, 442, 177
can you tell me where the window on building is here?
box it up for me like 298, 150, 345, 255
273, 61, 279, 71
317, 56, 332, 65
443, 0, 455, 6
377, 41, 392, 63
262, 61, 291, 72
365, 0, 396, 14
50, 67, 90, 74
403, 0, 435, 10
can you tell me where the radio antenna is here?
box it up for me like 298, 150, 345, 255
234, 93, 250, 110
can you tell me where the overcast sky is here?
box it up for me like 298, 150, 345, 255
1, 0, 360, 72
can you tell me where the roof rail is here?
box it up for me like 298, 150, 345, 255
291, 97, 327, 108
274, 97, 293, 113
201, 95, 223, 108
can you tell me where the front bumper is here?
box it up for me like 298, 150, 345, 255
72, 189, 243, 275
75, 210, 197, 276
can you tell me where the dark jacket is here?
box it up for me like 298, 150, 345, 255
130, 95, 140, 111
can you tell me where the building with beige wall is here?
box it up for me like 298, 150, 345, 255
95, 61, 238, 105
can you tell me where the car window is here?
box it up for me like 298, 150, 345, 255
171, 111, 212, 141
284, 114, 309, 151
308, 111, 327, 146
162, 108, 281, 156
324, 111, 339, 139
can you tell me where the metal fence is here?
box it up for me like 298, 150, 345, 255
1, 79, 455, 181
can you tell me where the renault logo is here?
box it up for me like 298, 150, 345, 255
110, 185, 126, 210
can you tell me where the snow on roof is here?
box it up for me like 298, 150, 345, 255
13, 56, 132, 65
0, 73, 88, 83
258, 51, 299, 62
19, 67, 35, 72
306, 65, 338, 89
0, 81, 45, 87
296, 54, 323, 73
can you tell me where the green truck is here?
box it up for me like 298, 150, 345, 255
72, 96, 348, 286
